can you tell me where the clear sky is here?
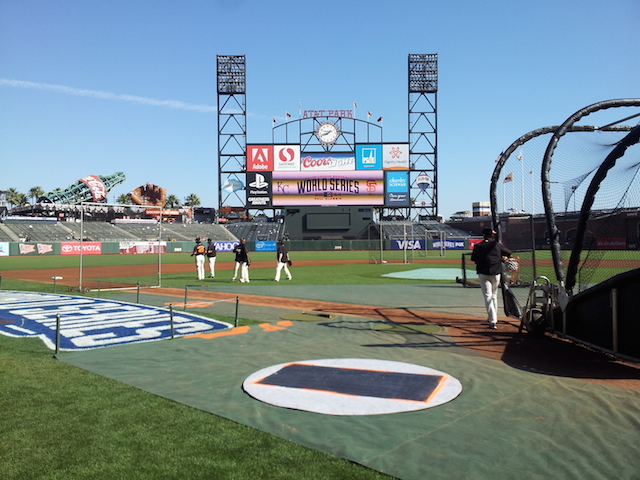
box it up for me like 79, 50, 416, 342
1, 0, 638, 219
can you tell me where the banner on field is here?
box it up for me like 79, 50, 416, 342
596, 237, 626, 250
255, 240, 277, 252
390, 239, 426, 250
119, 242, 167, 255
61, 242, 102, 255
433, 239, 466, 250
213, 241, 240, 252
0, 242, 9, 256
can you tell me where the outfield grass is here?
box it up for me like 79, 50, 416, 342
0, 335, 394, 480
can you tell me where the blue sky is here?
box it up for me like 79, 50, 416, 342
1, 0, 638, 219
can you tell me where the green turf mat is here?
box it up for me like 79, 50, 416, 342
279, 311, 337, 321
59, 316, 640, 480
372, 323, 442, 334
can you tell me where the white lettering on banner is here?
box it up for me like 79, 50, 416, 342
301, 156, 355, 170
79, 175, 107, 202
0, 292, 232, 351
250, 147, 270, 163
214, 241, 239, 252
61, 242, 102, 255
389, 178, 407, 187
395, 240, 424, 250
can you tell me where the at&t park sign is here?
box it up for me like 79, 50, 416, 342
302, 109, 354, 119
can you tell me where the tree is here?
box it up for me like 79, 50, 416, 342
29, 186, 45, 204
184, 193, 201, 207
116, 194, 132, 205
165, 194, 180, 208
6, 188, 22, 207
15, 193, 28, 206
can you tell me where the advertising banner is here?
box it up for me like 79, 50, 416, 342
61, 242, 102, 255
246, 145, 274, 172
383, 144, 410, 170
0, 242, 9, 256
390, 239, 426, 250
247, 172, 272, 207
254, 240, 277, 252
118, 242, 167, 254
356, 145, 382, 170
273, 145, 301, 171
385, 171, 410, 207
300, 153, 355, 171
596, 237, 626, 250
213, 241, 240, 252
434, 239, 466, 250
272, 170, 384, 206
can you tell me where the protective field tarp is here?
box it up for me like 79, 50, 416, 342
60, 313, 640, 480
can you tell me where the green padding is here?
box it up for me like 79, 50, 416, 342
59, 317, 640, 480
279, 312, 337, 321
372, 323, 442, 334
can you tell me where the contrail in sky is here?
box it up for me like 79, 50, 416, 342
0, 79, 217, 113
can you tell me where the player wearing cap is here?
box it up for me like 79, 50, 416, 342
231, 238, 250, 283
206, 238, 217, 278
273, 239, 292, 282
471, 228, 512, 329
190, 238, 207, 280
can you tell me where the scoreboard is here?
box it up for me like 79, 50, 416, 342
244, 144, 411, 208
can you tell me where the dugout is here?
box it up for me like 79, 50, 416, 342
283, 206, 374, 240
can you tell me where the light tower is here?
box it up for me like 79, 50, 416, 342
408, 54, 438, 220
217, 55, 247, 210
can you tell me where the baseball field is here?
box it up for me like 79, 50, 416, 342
2, 250, 640, 480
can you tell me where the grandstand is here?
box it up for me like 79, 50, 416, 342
0, 214, 473, 245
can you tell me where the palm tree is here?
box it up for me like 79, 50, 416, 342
116, 193, 131, 205
184, 193, 201, 207
29, 186, 45, 204
6, 188, 22, 208
165, 194, 180, 208
15, 193, 28, 206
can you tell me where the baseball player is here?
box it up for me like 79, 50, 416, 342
206, 238, 217, 278
190, 238, 206, 280
273, 239, 292, 281
231, 238, 250, 283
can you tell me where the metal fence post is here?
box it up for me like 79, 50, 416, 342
235, 296, 239, 328
55, 313, 61, 356
169, 304, 175, 339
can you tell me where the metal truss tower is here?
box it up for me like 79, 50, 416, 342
408, 54, 438, 220
217, 55, 247, 210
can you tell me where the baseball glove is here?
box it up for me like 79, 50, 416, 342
287, 260, 293, 266
129, 183, 167, 206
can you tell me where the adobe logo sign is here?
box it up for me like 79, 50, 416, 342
247, 145, 273, 172
274, 145, 300, 171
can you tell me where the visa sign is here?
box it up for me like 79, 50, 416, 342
391, 240, 425, 250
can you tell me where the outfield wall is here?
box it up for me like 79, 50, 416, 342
0, 238, 474, 257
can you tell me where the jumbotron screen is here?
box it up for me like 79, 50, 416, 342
244, 144, 410, 208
